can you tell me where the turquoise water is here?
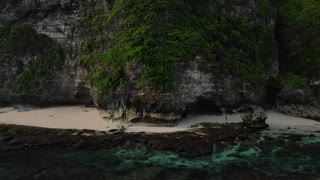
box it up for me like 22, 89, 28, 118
0, 133, 319, 179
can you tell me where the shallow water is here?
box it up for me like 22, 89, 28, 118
0, 132, 320, 180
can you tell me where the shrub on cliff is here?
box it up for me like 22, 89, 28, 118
280, 73, 310, 91
80, 0, 276, 96
272, 0, 320, 81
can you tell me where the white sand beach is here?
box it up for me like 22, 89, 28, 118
0, 106, 117, 131
0, 106, 319, 133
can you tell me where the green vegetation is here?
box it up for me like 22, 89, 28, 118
0, 25, 64, 94
280, 73, 310, 90
81, 0, 276, 96
271, 0, 320, 81
266, 73, 310, 104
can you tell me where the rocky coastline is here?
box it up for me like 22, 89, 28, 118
0, 123, 319, 179
0, 117, 317, 158
0, 123, 257, 157
1, 0, 320, 179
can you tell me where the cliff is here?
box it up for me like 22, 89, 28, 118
0, 0, 92, 105
0, 0, 319, 122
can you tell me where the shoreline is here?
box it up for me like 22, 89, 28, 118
0, 106, 319, 133
0, 117, 319, 179
0, 123, 250, 157
0, 122, 319, 157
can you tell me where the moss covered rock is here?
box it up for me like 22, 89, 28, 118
79, 0, 278, 121
81, 0, 277, 96
0, 25, 64, 95
0, 0, 93, 105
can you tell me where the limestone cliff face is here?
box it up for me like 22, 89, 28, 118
93, 0, 279, 121
1, 0, 278, 121
0, 0, 92, 105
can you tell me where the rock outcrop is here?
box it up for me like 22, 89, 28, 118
0, 0, 92, 105
276, 86, 320, 121
0, 123, 254, 157
241, 106, 269, 129
88, 0, 278, 122
271, 0, 320, 121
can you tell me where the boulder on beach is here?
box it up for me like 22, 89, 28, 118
241, 107, 269, 129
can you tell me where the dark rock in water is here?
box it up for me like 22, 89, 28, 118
190, 122, 223, 128
0, 124, 320, 180
0, 123, 258, 157
241, 106, 269, 129
20, 167, 106, 180
108, 129, 118, 132
0, 135, 15, 142
72, 139, 86, 149
222, 166, 319, 180
281, 133, 316, 141
308, 134, 316, 138
284, 134, 303, 142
